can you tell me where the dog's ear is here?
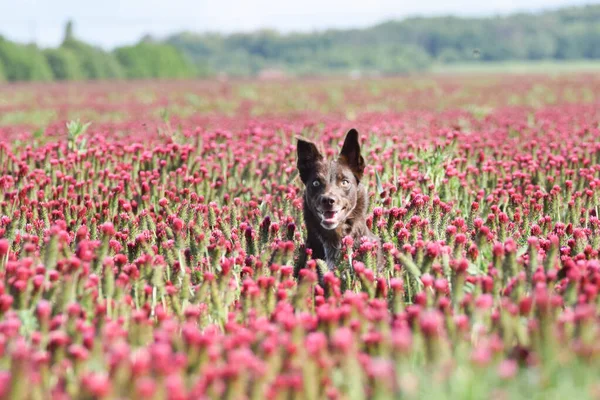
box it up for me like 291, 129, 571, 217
338, 128, 365, 181
297, 138, 322, 184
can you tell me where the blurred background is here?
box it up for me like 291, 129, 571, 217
0, 0, 598, 82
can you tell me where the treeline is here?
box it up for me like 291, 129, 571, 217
166, 4, 600, 76
0, 21, 197, 82
2, 5, 600, 82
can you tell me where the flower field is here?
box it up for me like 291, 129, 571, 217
2, 74, 600, 399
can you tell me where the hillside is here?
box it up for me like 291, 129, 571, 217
1, 5, 599, 82
165, 5, 600, 76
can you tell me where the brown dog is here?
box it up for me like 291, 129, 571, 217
295, 129, 382, 276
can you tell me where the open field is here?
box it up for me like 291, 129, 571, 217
430, 60, 600, 75
1, 74, 600, 399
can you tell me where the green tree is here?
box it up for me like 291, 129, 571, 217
164, 4, 600, 76
114, 42, 196, 79
44, 48, 84, 80
62, 40, 124, 80
64, 20, 75, 43
437, 48, 462, 63
0, 38, 53, 81
61, 21, 124, 80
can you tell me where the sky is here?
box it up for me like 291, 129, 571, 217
0, 0, 595, 49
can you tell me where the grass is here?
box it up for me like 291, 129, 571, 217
429, 60, 600, 75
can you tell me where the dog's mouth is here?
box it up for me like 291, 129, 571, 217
318, 207, 347, 229
323, 210, 338, 220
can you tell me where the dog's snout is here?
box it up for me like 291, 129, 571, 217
321, 196, 335, 207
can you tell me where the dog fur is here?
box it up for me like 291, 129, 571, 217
295, 128, 382, 276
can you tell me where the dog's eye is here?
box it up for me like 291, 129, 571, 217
312, 180, 321, 187
340, 179, 350, 187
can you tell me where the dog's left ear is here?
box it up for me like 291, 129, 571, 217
338, 128, 365, 181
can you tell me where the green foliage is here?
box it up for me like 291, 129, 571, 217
166, 4, 600, 76
45, 18, 124, 81
436, 48, 463, 63
167, 31, 434, 76
0, 20, 199, 82
66, 119, 91, 154
0, 38, 53, 81
44, 47, 85, 81
114, 42, 196, 79
1, 5, 600, 81
62, 38, 125, 80
64, 20, 75, 43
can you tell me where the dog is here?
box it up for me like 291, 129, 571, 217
294, 128, 382, 277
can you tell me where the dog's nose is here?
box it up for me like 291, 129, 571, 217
321, 196, 335, 207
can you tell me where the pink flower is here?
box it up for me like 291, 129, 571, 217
471, 345, 492, 366
332, 327, 354, 353
497, 359, 518, 380
475, 294, 494, 310
100, 222, 116, 236
420, 273, 434, 288
0, 239, 9, 256
82, 372, 111, 397
419, 310, 444, 337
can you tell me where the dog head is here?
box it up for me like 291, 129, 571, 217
297, 128, 366, 230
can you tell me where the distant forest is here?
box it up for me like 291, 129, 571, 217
167, 5, 600, 76
0, 21, 196, 82
1, 5, 600, 81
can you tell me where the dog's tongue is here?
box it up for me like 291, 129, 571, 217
324, 211, 337, 220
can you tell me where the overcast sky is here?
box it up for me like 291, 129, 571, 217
0, 0, 595, 49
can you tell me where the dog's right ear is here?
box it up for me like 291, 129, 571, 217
338, 128, 365, 181
296, 138, 322, 184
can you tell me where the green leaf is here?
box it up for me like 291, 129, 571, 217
375, 169, 384, 196
259, 200, 267, 216
32, 127, 44, 139
17, 309, 39, 339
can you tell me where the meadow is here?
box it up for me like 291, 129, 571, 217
1, 73, 600, 399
